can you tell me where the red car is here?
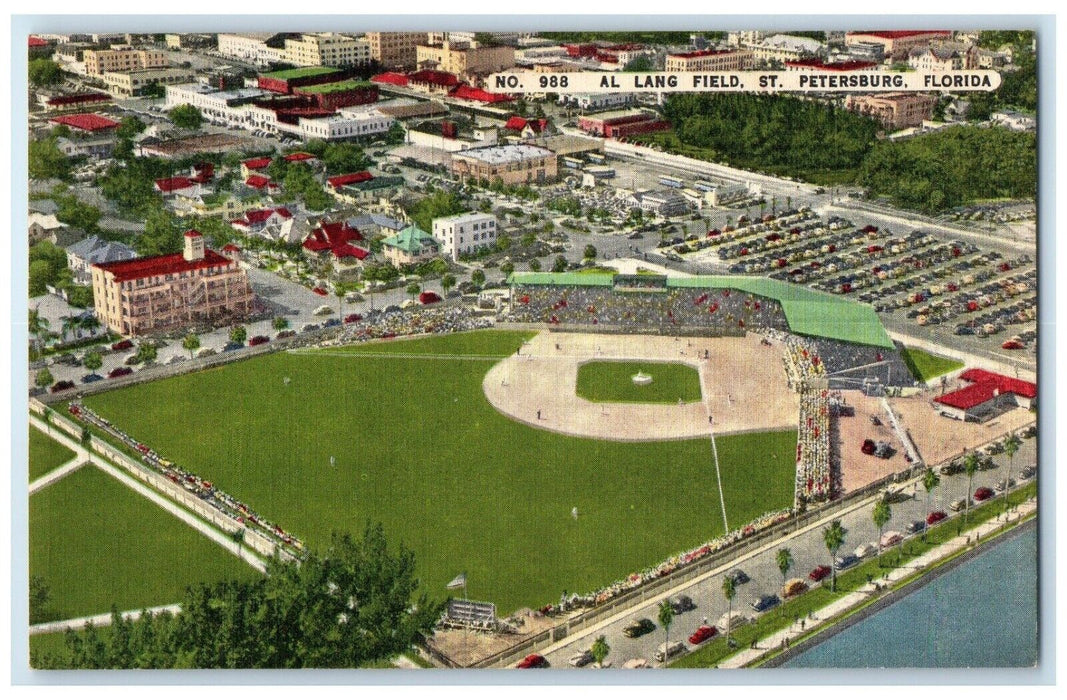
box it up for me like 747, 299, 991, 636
688, 625, 718, 645
50, 380, 75, 393
344, 313, 363, 324
808, 565, 832, 582
516, 654, 548, 669
109, 366, 133, 378
861, 439, 877, 455
926, 511, 948, 526
974, 487, 994, 502
248, 335, 269, 346
111, 339, 134, 351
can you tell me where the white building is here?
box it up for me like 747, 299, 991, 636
558, 92, 635, 112
750, 34, 825, 63
432, 212, 498, 260
217, 33, 286, 66
165, 83, 271, 130
284, 33, 371, 67
286, 106, 395, 141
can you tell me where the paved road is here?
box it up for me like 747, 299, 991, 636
535, 434, 1036, 669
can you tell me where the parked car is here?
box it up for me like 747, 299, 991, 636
313, 305, 333, 316
568, 649, 594, 667
516, 654, 548, 669
861, 438, 877, 455
51, 380, 76, 393
111, 339, 134, 351
277, 330, 296, 339
623, 618, 656, 638
669, 595, 696, 614
750, 594, 781, 613
688, 625, 718, 645
344, 313, 364, 324
973, 486, 994, 502
195, 348, 217, 358
949, 498, 969, 512
781, 578, 809, 599
56, 352, 81, 366
222, 341, 243, 352
854, 542, 878, 559
883, 488, 911, 504
926, 511, 948, 526
808, 565, 832, 582
621, 658, 649, 669
108, 366, 133, 378
323, 318, 341, 328
727, 569, 750, 585
248, 335, 269, 346
834, 554, 860, 570
81, 373, 104, 384
905, 520, 926, 535
879, 531, 904, 548
124, 354, 141, 365
1020, 464, 1037, 479
940, 461, 964, 476
301, 323, 321, 333
994, 478, 1017, 494
653, 640, 687, 662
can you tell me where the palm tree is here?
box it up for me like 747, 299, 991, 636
61, 315, 79, 342
182, 333, 201, 359
334, 282, 348, 323
29, 308, 50, 354
657, 599, 674, 663
872, 499, 891, 565
406, 282, 421, 303
963, 452, 980, 527
776, 548, 793, 585
721, 575, 736, 645
922, 468, 940, 542
1003, 433, 1021, 512
80, 314, 101, 338
823, 519, 847, 592
590, 635, 610, 668
441, 273, 457, 297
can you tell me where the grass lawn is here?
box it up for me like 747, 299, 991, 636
82, 330, 796, 615
30, 630, 81, 669
575, 361, 702, 404
900, 347, 965, 382
29, 426, 77, 482
671, 480, 1037, 668
30, 466, 261, 623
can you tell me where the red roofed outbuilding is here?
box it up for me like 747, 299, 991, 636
326, 171, 373, 189
49, 113, 120, 133
449, 85, 513, 103
934, 367, 1037, 420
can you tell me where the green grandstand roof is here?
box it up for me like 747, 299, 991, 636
261, 66, 342, 80
297, 79, 376, 94
508, 272, 894, 349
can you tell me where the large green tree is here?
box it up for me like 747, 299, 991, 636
29, 137, 71, 181
168, 104, 203, 131
29, 59, 63, 87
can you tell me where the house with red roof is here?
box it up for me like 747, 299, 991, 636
244, 174, 279, 193
845, 31, 951, 60
283, 151, 317, 164
231, 207, 294, 236
449, 85, 513, 103
408, 70, 462, 94
39, 91, 113, 113
49, 113, 121, 134
326, 171, 374, 190
155, 176, 201, 198
240, 157, 273, 179
504, 115, 549, 139
301, 220, 371, 272
934, 368, 1037, 421
371, 72, 411, 87
91, 231, 254, 336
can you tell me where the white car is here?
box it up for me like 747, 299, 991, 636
313, 305, 334, 316
568, 649, 594, 667
854, 542, 878, 559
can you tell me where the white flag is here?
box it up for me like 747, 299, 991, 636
446, 573, 467, 590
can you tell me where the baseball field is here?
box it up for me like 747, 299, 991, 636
80, 330, 797, 614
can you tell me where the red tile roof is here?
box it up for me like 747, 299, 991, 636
371, 72, 410, 86
29, 36, 48, 47
245, 174, 272, 189
46, 93, 111, 106
49, 113, 120, 132
303, 221, 367, 259
449, 85, 513, 103
668, 48, 735, 59
935, 368, 1037, 410
242, 157, 273, 170
327, 171, 373, 188
409, 70, 461, 87
851, 30, 950, 40
155, 176, 195, 193
785, 58, 878, 71
505, 115, 528, 131
235, 207, 294, 226
222, 243, 242, 253
94, 248, 235, 283
284, 151, 316, 162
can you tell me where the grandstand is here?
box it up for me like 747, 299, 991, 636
506, 272, 913, 390
443, 599, 498, 632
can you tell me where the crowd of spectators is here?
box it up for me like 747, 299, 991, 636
796, 389, 833, 505
541, 509, 792, 616
67, 402, 305, 558
328, 306, 493, 346
506, 285, 790, 334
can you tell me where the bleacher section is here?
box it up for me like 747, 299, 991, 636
442, 599, 498, 632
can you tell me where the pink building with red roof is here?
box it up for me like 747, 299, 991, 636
91, 231, 254, 336
845, 31, 951, 60
302, 221, 370, 267
934, 368, 1037, 421
231, 207, 294, 234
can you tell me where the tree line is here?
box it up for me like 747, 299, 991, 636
33, 525, 443, 669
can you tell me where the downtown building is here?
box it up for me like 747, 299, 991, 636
366, 32, 428, 70
431, 212, 498, 260
665, 48, 754, 72
91, 231, 254, 336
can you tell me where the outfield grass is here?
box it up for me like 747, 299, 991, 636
900, 347, 965, 382
29, 427, 77, 482
575, 361, 702, 404
82, 330, 797, 614
30, 466, 261, 623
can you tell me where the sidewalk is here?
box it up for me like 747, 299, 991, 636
31, 604, 182, 636
29, 453, 89, 495
719, 498, 1037, 668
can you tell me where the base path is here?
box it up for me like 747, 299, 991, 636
483, 331, 799, 441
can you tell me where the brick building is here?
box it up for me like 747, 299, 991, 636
91, 231, 254, 336
665, 49, 753, 72
83, 45, 168, 76
844, 31, 952, 61
366, 32, 428, 70
451, 144, 557, 185
845, 92, 938, 130
416, 41, 516, 80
